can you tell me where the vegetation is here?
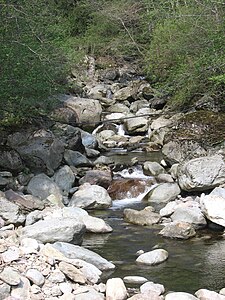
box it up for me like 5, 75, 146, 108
0, 0, 224, 125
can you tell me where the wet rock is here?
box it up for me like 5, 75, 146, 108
69, 183, 112, 209
159, 221, 196, 239
53, 242, 115, 271
144, 183, 180, 204
136, 249, 168, 265
64, 150, 93, 167
106, 278, 127, 300
19, 218, 85, 244
53, 165, 75, 196
123, 207, 161, 226
27, 173, 63, 207
165, 292, 198, 299
79, 169, 112, 189
177, 155, 225, 191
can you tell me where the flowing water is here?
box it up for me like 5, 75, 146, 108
83, 151, 225, 294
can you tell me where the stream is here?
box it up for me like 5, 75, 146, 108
83, 150, 225, 294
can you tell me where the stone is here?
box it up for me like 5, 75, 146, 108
159, 221, 196, 239
127, 293, 163, 300
113, 86, 134, 101
58, 261, 86, 284
53, 166, 75, 196
0, 266, 21, 285
171, 206, 207, 229
59, 282, 73, 294
19, 218, 85, 244
123, 207, 161, 226
143, 161, 165, 176
74, 288, 104, 300
1, 246, 20, 263
11, 276, 31, 299
27, 173, 63, 207
79, 169, 112, 189
178, 155, 225, 191
0, 196, 25, 225
0, 282, 11, 300
69, 183, 112, 209
52, 242, 115, 271
140, 281, 165, 295
165, 292, 198, 299
20, 237, 39, 254
26, 268, 45, 286
72, 259, 102, 284
145, 183, 181, 204
64, 150, 93, 167
151, 116, 173, 130
0, 147, 23, 172
195, 289, 225, 299
106, 278, 127, 300
136, 249, 168, 265
125, 117, 148, 134
8, 129, 64, 173
123, 276, 148, 285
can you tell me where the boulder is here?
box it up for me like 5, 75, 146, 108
136, 249, 168, 265
143, 161, 165, 176
106, 103, 130, 113
27, 173, 63, 207
64, 96, 102, 128
69, 183, 112, 209
140, 281, 165, 296
151, 116, 173, 130
123, 207, 161, 226
0, 196, 25, 225
165, 292, 198, 300
195, 289, 225, 300
125, 117, 148, 134
144, 183, 180, 204
113, 86, 134, 101
159, 221, 196, 239
171, 206, 207, 229
19, 218, 85, 244
53, 165, 75, 196
64, 150, 93, 167
79, 169, 112, 189
7, 129, 64, 173
52, 242, 115, 271
177, 155, 225, 191
0, 147, 23, 172
106, 278, 127, 300
123, 276, 148, 285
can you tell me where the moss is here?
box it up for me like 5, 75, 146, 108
167, 111, 225, 147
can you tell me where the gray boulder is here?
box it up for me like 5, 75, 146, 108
159, 221, 196, 239
79, 169, 112, 189
27, 173, 63, 207
171, 206, 207, 229
53, 165, 75, 196
125, 117, 148, 134
69, 183, 112, 209
53, 242, 115, 270
64, 150, 93, 167
123, 207, 161, 226
136, 249, 168, 265
143, 161, 165, 176
0, 148, 23, 172
145, 183, 181, 204
19, 218, 85, 244
165, 292, 198, 300
178, 155, 225, 191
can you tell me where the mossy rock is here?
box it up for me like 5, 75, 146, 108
165, 111, 225, 147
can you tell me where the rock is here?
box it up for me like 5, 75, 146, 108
87, 84, 108, 100
125, 117, 148, 134
83, 215, 113, 233
69, 183, 112, 209
127, 293, 163, 300
20, 237, 39, 254
0, 196, 25, 225
26, 268, 45, 286
0, 282, 10, 300
0, 266, 21, 285
145, 183, 181, 204
53, 166, 75, 196
11, 276, 31, 299
7, 129, 64, 173
143, 161, 165, 176
123, 276, 148, 285
58, 261, 86, 284
123, 207, 161, 226
64, 96, 102, 128
177, 155, 225, 191
74, 288, 104, 300
27, 173, 63, 207
94, 156, 114, 165
171, 206, 207, 229
151, 116, 173, 130
64, 150, 93, 167
159, 221, 196, 239
106, 278, 127, 300
19, 218, 85, 244
0, 147, 23, 172
1, 246, 20, 263
79, 169, 112, 189
140, 281, 165, 295
162, 140, 207, 166
200, 193, 225, 227
106, 103, 130, 113
0, 171, 13, 187
113, 86, 134, 101
156, 173, 174, 183
165, 292, 198, 299
195, 289, 225, 300
136, 249, 168, 265
130, 100, 149, 113
72, 259, 102, 284
52, 242, 115, 271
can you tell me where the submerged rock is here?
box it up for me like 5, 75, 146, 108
123, 206, 161, 226
159, 221, 196, 239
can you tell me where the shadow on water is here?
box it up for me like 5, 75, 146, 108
82, 151, 225, 294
